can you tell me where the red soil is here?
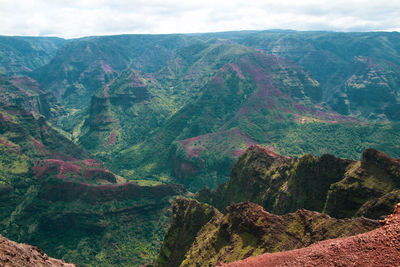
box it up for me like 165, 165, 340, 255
0, 113, 13, 122
0, 234, 75, 266
83, 159, 102, 167
31, 138, 48, 155
33, 159, 82, 178
100, 60, 113, 74
109, 132, 117, 145
222, 204, 400, 267
179, 128, 257, 158
248, 145, 280, 158
227, 63, 245, 79
103, 78, 116, 97
0, 138, 12, 147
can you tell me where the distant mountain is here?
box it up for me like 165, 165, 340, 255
12, 32, 399, 191
0, 74, 64, 119
209, 31, 400, 121
0, 36, 65, 75
1, 31, 400, 266
32, 34, 189, 110
77, 38, 400, 191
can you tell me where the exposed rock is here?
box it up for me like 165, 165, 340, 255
0, 234, 75, 267
177, 202, 378, 266
157, 198, 221, 267
222, 203, 400, 267
197, 146, 400, 219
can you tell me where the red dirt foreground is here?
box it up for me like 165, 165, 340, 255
0, 234, 75, 266
222, 203, 400, 267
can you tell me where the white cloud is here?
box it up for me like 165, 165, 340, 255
0, 0, 399, 38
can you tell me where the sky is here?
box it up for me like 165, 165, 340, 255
1, 0, 400, 38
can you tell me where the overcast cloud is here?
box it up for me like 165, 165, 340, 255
0, 0, 399, 38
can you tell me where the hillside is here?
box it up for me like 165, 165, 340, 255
1, 31, 400, 266
157, 199, 378, 266
78, 39, 400, 191
0, 36, 65, 75
0, 99, 187, 266
222, 203, 400, 267
197, 146, 400, 219
158, 147, 400, 266
32, 34, 188, 110
0, 75, 64, 119
209, 31, 400, 122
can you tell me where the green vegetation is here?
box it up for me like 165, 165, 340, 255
2, 31, 400, 267
158, 200, 378, 266
196, 146, 400, 219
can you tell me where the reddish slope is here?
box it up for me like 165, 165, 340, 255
222, 203, 400, 267
0, 235, 75, 267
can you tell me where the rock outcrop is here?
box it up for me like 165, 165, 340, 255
157, 198, 221, 267
0, 234, 75, 267
157, 199, 379, 266
222, 203, 400, 267
197, 146, 400, 219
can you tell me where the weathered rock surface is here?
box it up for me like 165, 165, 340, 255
0, 234, 75, 267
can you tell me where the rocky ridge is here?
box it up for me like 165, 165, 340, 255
197, 145, 400, 219
222, 203, 400, 267
157, 199, 379, 266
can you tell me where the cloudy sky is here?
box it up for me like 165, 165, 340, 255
1, 0, 399, 38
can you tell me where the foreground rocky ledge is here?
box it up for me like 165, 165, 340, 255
222, 203, 400, 267
0, 234, 75, 267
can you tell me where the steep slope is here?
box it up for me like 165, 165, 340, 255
92, 38, 400, 192
157, 199, 378, 267
0, 36, 65, 75
223, 203, 400, 267
109, 42, 363, 190
24, 32, 400, 192
33, 34, 188, 111
0, 102, 187, 266
2, 175, 185, 266
0, 75, 64, 119
324, 148, 400, 219
78, 67, 176, 153
157, 198, 220, 267
0, 234, 75, 267
211, 31, 400, 121
197, 146, 400, 219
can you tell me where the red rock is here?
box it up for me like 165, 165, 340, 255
221, 203, 400, 267
0, 234, 75, 267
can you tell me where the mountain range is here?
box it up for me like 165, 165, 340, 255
1, 30, 400, 266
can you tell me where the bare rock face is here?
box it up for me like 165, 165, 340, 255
222, 203, 400, 267
0, 234, 75, 267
